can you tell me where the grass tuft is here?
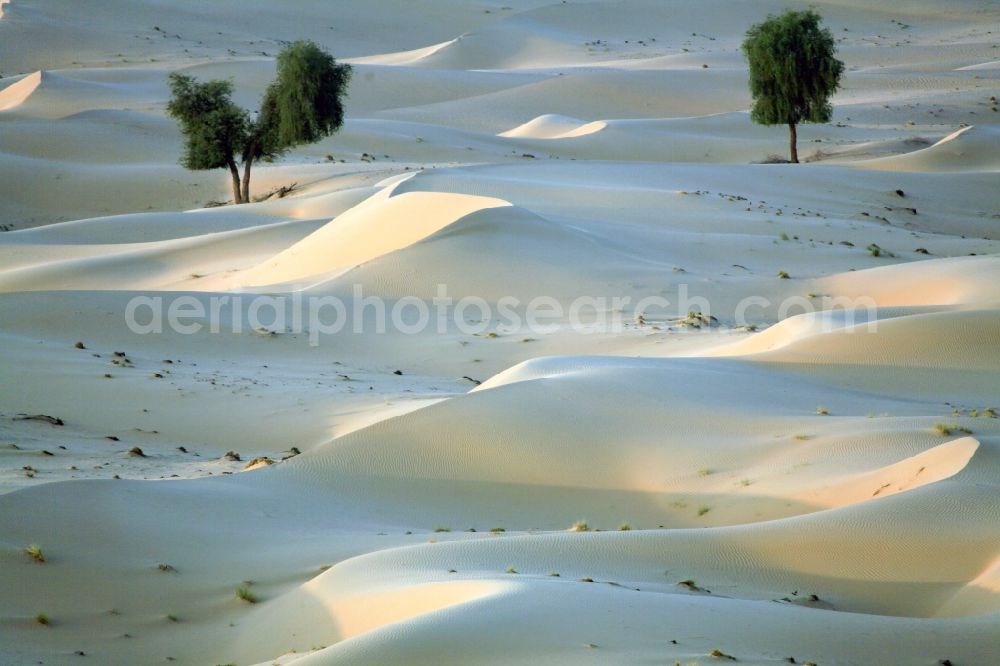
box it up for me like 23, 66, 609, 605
934, 423, 972, 436
709, 647, 736, 660
25, 544, 45, 563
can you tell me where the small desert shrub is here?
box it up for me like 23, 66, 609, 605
777, 270, 790, 279
709, 648, 736, 660
167, 614, 180, 622
618, 523, 632, 531
568, 520, 589, 532
35, 613, 50, 626
489, 527, 505, 533
433, 527, 451, 533
25, 544, 45, 563
867, 243, 894, 258
816, 406, 829, 416
235, 585, 257, 604
505, 566, 518, 574
697, 505, 711, 517
243, 456, 274, 470
698, 468, 711, 477
934, 423, 972, 436
803, 149, 830, 163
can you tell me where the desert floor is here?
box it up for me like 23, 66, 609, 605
1, 1, 999, 664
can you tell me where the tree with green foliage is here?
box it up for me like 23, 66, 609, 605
742, 10, 844, 163
167, 40, 351, 204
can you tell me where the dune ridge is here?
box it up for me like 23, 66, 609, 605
0, 70, 40, 111
1, 0, 999, 664
234, 188, 511, 289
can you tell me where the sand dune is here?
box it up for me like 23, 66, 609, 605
0, 70, 40, 111
856, 125, 1000, 172
499, 113, 603, 139
349, 39, 463, 67
1, 0, 999, 664
235, 188, 511, 289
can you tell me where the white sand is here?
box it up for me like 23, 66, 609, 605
1, 1, 999, 664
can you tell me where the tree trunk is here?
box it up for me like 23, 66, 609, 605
788, 122, 799, 164
241, 156, 253, 204
227, 160, 243, 204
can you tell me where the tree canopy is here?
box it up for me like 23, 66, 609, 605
742, 10, 844, 162
166, 40, 352, 204
266, 40, 351, 149
166, 75, 248, 171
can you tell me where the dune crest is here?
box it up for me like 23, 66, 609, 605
2, 1, 1000, 664
820, 255, 1000, 308
804, 436, 979, 508
235, 188, 512, 288
500, 114, 607, 139
853, 125, 1000, 172
347, 38, 460, 66
0, 69, 41, 111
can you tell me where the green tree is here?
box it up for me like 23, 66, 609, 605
166, 75, 249, 202
167, 40, 352, 204
742, 10, 844, 163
